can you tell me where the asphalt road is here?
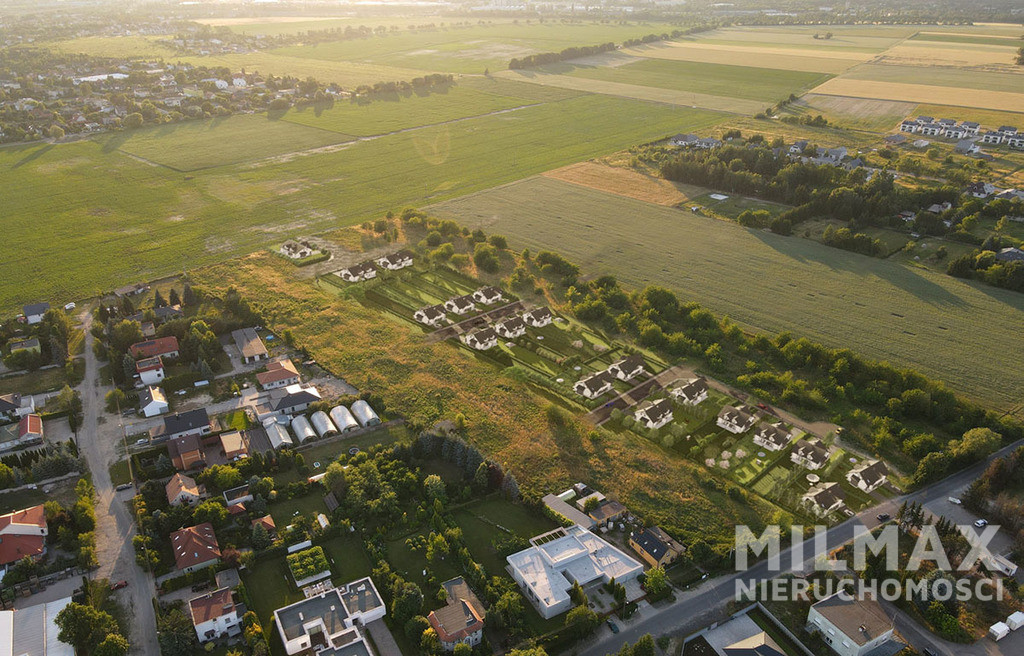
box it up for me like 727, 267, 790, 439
579, 438, 1024, 656
78, 311, 161, 656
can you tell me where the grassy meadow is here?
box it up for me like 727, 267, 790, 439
430, 176, 1024, 412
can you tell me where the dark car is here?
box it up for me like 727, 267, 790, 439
191, 582, 210, 592
876, 513, 891, 522
607, 620, 619, 634
115, 483, 132, 491
110, 580, 128, 590
922, 649, 937, 656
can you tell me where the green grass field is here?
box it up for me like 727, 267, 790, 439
0, 94, 725, 312
281, 77, 579, 137
559, 58, 832, 103
431, 176, 1024, 411
843, 64, 1024, 94
101, 114, 352, 171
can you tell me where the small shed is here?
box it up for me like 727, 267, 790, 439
310, 411, 337, 437
329, 405, 359, 433
290, 415, 316, 443
351, 400, 381, 427
263, 420, 293, 450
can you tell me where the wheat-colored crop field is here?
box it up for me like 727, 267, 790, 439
810, 78, 1024, 114
622, 41, 868, 74
431, 176, 1024, 412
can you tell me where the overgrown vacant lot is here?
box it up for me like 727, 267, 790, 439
190, 253, 781, 544
557, 58, 832, 103
0, 95, 725, 312
103, 114, 352, 171
431, 176, 1024, 412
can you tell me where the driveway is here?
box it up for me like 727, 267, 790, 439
77, 308, 160, 656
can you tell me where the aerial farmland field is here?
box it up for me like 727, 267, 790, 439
431, 176, 1024, 412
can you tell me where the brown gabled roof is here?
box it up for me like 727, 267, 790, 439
171, 522, 221, 570
428, 578, 486, 643
256, 359, 299, 386
166, 473, 202, 504
130, 336, 179, 359
189, 588, 236, 625
252, 514, 276, 533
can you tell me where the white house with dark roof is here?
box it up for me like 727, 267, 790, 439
444, 295, 477, 315
494, 316, 526, 339
462, 328, 497, 351
806, 592, 896, 656
522, 307, 553, 328
898, 121, 918, 134
573, 371, 614, 399
716, 406, 756, 434
981, 131, 1005, 145
375, 250, 414, 270
752, 423, 792, 452
472, 286, 504, 305
802, 482, 846, 517
847, 460, 888, 494
22, 303, 49, 325
996, 247, 1024, 263
606, 354, 645, 381
634, 399, 673, 430
670, 377, 708, 405
791, 439, 831, 470
961, 121, 980, 136
414, 304, 447, 327
1007, 135, 1024, 150
336, 262, 377, 283
139, 386, 169, 417
670, 133, 699, 147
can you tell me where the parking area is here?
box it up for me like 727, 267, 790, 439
923, 494, 1016, 556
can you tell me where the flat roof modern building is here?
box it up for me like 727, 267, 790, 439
273, 578, 385, 656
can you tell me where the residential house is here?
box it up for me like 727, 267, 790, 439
981, 131, 1005, 145
462, 328, 498, 351
607, 354, 646, 382
171, 523, 221, 573
790, 139, 809, 153
634, 399, 674, 430
15, 414, 43, 445
375, 250, 414, 270
507, 525, 643, 619
232, 328, 268, 364
955, 140, 980, 155
128, 305, 183, 325
961, 121, 980, 136
587, 499, 628, 527
444, 295, 477, 315
791, 439, 830, 470
806, 592, 896, 656
256, 359, 300, 390
670, 377, 708, 405
8, 338, 40, 354
135, 356, 165, 386
752, 423, 792, 452
156, 409, 211, 442
279, 240, 313, 259
219, 431, 249, 461
926, 201, 952, 214
669, 133, 699, 147
522, 307, 553, 328
252, 515, 277, 539
168, 434, 205, 470
996, 247, 1024, 263
898, 121, 918, 134
696, 137, 723, 150
802, 482, 846, 517
223, 485, 253, 508
915, 116, 934, 124
0, 505, 47, 572
573, 371, 614, 399
629, 526, 684, 568
112, 283, 149, 300
716, 406, 757, 434
998, 126, 1018, 136
847, 460, 889, 494
22, 303, 49, 325
918, 123, 942, 137
0, 393, 33, 423
130, 336, 180, 360
472, 286, 504, 305
965, 182, 996, 198
413, 305, 447, 328
139, 386, 169, 417
494, 316, 527, 339
336, 262, 377, 283
189, 588, 241, 643
259, 384, 322, 419
1007, 135, 1024, 150
428, 577, 486, 651
944, 126, 966, 140
166, 473, 205, 506
273, 579, 385, 656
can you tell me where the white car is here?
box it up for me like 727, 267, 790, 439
64, 302, 76, 311
974, 519, 988, 528
948, 497, 962, 505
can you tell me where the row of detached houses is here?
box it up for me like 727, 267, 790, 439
336, 250, 414, 282
899, 116, 1024, 149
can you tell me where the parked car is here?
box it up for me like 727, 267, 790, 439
64, 302, 76, 311
974, 519, 988, 528
876, 513, 891, 522
110, 580, 128, 590
948, 497, 962, 505
607, 620, 619, 634
115, 483, 132, 491
922, 649, 937, 656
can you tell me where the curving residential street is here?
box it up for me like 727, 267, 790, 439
77, 309, 161, 656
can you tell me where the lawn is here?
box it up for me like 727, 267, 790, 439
0, 96, 725, 314
319, 535, 374, 584
0, 367, 70, 396
100, 114, 352, 171
242, 557, 304, 630
268, 492, 329, 528
430, 176, 1024, 412
693, 192, 792, 221
452, 496, 559, 576
560, 58, 832, 103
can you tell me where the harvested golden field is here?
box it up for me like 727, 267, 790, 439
190, 252, 782, 542
810, 78, 1024, 114
878, 42, 1022, 69
909, 103, 1024, 131
790, 94, 916, 131
625, 41, 869, 74
692, 26, 908, 53
542, 161, 702, 206
493, 70, 769, 114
